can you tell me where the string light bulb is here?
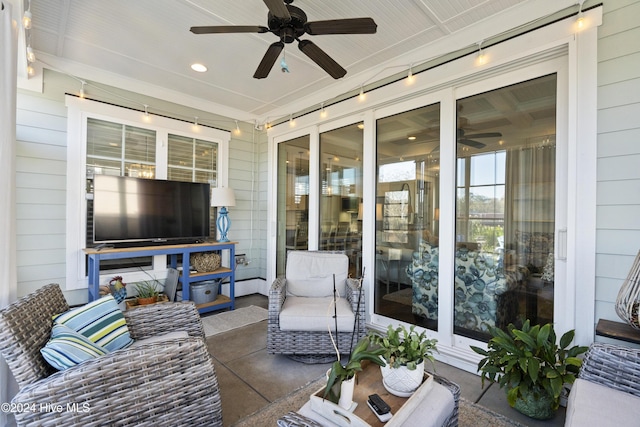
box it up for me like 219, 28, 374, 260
22, 3, 32, 30
358, 86, 366, 101
289, 114, 295, 127
576, 1, 586, 29
194, 116, 199, 127
79, 81, 86, 98
234, 120, 241, 135
320, 103, 327, 118
476, 41, 487, 66
406, 65, 415, 84
26, 45, 35, 63
27, 64, 35, 77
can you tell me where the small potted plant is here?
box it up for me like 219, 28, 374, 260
368, 324, 438, 396
324, 336, 386, 409
470, 320, 588, 420
134, 280, 160, 305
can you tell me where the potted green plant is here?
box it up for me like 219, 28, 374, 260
470, 320, 588, 420
368, 324, 438, 396
134, 280, 161, 305
323, 336, 386, 409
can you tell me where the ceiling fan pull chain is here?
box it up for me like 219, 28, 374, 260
281, 46, 290, 73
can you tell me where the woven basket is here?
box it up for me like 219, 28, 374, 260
192, 252, 221, 272
615, 250, 640, 328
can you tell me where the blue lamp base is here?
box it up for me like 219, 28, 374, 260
216, 206, 231, 242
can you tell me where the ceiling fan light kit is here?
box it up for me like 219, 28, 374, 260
190, 0, 377, 79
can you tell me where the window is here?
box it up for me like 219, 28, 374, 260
66, 96, 230, 290
168, 134, 218, 184
456, 151, 505, 253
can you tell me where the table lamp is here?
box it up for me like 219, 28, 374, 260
210, 187, 236, 242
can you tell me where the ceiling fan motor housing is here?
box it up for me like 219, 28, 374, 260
268, 5, 307, 43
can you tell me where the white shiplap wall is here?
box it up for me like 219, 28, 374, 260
15, 93, 69, 298
594, 0, 640, 328
15, 70, 267, 304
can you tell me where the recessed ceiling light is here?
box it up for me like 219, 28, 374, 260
191, 63, 208, 73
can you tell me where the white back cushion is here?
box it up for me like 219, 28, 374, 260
286, 252, 348, 297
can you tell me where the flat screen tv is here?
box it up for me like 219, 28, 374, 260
92, 175, 210, 247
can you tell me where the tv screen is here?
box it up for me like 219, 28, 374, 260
93, 175, 210, 246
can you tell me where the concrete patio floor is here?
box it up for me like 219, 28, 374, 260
206, 294, 566, 426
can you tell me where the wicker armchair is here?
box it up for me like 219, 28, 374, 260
267, 251, 366, 363
0, 283, 222, 427
565, 342, 640, 426
577, 342, 640, 396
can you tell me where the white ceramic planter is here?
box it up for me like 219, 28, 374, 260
338, 376, 356, 409
380, 360, 425, 397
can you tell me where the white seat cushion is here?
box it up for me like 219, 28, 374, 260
565, 378, 640, 427
279, 297, 354, 332
286, 252, 349, 297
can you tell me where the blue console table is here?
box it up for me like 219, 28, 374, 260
85, 241, 236, 314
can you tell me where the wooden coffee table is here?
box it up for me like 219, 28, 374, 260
299, 361, 452, 427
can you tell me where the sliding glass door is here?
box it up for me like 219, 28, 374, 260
374, 104, 441, 330
319, 123, 364, 278
371, 74, 558, 342
276, 135, 310, 277
454, 74, 557, 341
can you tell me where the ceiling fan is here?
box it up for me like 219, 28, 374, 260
455, 112, 501, 149
426, 129, 501, 153
190, 0, 377, 79
456, 128, 502, 149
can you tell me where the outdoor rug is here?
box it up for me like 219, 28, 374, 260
201, 305, 268, 337
232, 376, 527, 427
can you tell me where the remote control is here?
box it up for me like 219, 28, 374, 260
368, 394, 392, 422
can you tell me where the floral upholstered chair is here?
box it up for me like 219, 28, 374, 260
407, 241, 524, 334
406, 240, 439, 320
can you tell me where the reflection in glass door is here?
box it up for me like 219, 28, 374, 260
319, 123, 364, 278
375, 104, 441, 331
454, 74, 556, 341
276, 136, 310, 277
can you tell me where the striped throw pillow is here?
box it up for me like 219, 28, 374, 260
53, 294, 134, 351
41, 324, 109, 370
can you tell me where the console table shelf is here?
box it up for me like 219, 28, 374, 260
84, 241, 236, 314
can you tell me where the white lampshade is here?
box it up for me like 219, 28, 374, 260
211, 187, 236, 207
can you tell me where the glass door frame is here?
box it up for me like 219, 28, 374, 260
266, 8, 600, 372
452, 64, 568, 354
267, 114, 370, 282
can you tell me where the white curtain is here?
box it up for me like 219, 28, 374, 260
1, 1, 19, 424
504, 145, 556, 255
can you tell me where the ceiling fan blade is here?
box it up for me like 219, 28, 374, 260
464, 132, 502, 139
459, 139, 486, 149
304, 18, 377, 35
253, 42, 284, 79
262, 0, 291, 20
298, 39, 346, 79
190, 25, 269, 34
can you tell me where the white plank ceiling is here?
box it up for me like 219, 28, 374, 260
15, 0, 578, 121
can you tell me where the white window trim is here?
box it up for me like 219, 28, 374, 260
65, 95, 230, 291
